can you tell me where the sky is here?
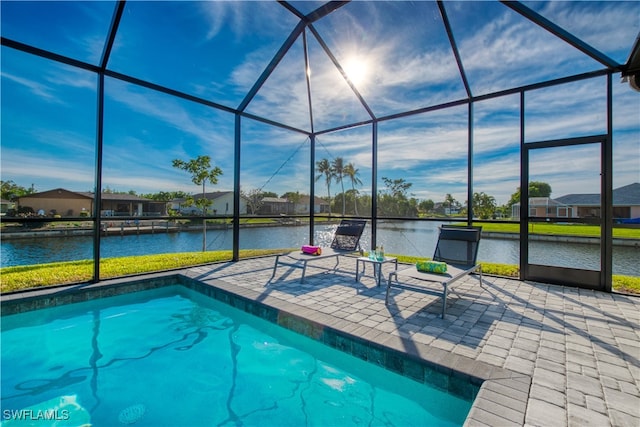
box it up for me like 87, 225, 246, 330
1, 1, 639, 207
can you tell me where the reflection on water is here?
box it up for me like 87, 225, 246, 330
528, 241, 601, 271
1, 222, 638, 276
374, 223, 638, 276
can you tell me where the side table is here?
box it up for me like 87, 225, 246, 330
355, 256, 398, 287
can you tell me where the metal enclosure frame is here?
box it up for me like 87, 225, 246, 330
0, 1, 633, 291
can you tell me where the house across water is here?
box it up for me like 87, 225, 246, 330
14, 188, 166, 217
511, 183, 640, 221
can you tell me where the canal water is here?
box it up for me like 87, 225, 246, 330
1, 222, 638, 276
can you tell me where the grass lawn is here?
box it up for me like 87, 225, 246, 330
473, 222, 640, 239
1, 250, 638, 295
0, 250, 280, 293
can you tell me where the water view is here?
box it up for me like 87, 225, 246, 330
1, 222, 638, 276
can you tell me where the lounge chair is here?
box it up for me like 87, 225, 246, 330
269, 219, 367, 284
385, 225, 482, 318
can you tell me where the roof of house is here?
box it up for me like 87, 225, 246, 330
553, 193, 599, 206
261, 196, 329, 205
526, 197, 569, 207
78, 192, 154, 202
612, 182, 640, 205
262, 197, 288, 203
19, 188, 159, 202
19, 188, 93, 200
555, 183, 640, 206
297, 195, 329, 205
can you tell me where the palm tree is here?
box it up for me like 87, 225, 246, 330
344, 162, 362, 215
315, 158, 333, 215
331, 157, 346, 216
444, 193, 456, 216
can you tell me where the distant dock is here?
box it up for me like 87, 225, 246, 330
101, 222, 181, 236
1, 220, 181, 239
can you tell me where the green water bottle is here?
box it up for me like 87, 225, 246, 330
378, 245, 384, 261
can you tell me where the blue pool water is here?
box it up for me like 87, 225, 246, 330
1, 286, 472, 426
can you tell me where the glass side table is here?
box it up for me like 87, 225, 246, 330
355, 256, 398, 287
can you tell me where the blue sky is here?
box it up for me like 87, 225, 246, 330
1, 1, 638, 207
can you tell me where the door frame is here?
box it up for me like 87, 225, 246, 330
519, 135, 612, 292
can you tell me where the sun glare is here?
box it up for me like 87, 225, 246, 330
343, 57, 369, 86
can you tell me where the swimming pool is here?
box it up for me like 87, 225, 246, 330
2, 283, 472, 426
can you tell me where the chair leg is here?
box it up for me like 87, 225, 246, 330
268, 255, 280, 284
385, 272, 396, 305
441, 282, 448, 318
300, 261, 307, 283
331, 255, 340, 272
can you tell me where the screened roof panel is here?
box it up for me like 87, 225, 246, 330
444, 1, 604, 96
1, 48, 98, 191
0, 1, 116, 65
306, 29, 372, 132
240, 120, 311, 195
377, 105, 470, 204
103, 77, 237, 193
521, 1, 640, 66
312, 1, 467, 117
108, 1, 299, 109
243, 37, 312, 132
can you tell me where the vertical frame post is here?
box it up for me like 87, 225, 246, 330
309, 134, 316, 244
602, 73, 613, 292
467, 101, 474, 225
233, 114, 241, 261
519, 91, 528, 281
93, 73, 105, 282
371, 121, 378, 249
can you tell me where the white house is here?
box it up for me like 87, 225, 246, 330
170, 191, 246, 215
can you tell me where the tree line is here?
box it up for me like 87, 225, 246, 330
1, 152, 552, 220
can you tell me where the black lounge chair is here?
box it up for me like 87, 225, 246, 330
269, 219, 367, 284
385, 225, 482, 318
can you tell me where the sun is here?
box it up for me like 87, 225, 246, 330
342, 56, 369, 87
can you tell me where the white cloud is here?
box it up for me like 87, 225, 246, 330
1, 72, 61, 103
105, 80, 235, 157
101, 172, 197, 194
243, 43, 313, 131
46, 66, 96, 91
24, 128, 95, 157
535, 1, 639, 62
377, 125, 469, 170
454, 6, 600, 94
199, 2, 294, 41
0, 149, 95, 192
473, 157, 521, 205
229, 46, 277, 97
